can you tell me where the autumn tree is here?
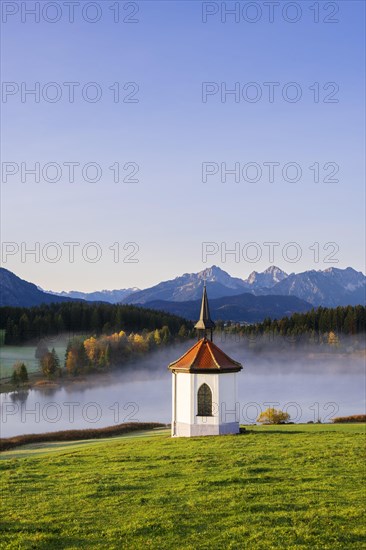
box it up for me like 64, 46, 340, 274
65, 339, 89, 375
131, 333, 148, 353
178, 324, 188, 340
84, 336, 98, 364
257, 407, 290, 425
65, 350, 79, 376
328, 331, 339, 346
41, 349, 60, 379
153, 329, 161, 346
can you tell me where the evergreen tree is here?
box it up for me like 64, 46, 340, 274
11, 369, 20, 388
11, 362, 28, 386
41, 352, 58, 379
19, 313, 30, 342
51, 348, 61, 375
160, 326, 171, 345
35, 340, 49, 360
18, 363, 29, 383
344, 309, 356, 335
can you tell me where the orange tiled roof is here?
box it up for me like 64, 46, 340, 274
168, 338, 242, 373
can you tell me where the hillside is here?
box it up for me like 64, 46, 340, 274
0, 268, 77, 307
122, 265, 249, 304
146, 292, 312, 322
46, 287, 140, 304
123, 265, 365, 307
261, 268, 366, 307
1, 266, 365, 309
1, 424, 364, 549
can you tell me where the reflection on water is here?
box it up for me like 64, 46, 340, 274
9, 390, 29, 405
1, 340, 365, 438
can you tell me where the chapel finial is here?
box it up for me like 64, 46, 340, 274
194, 282, 215, 341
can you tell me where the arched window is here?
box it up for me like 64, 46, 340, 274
197, 383, 212, 416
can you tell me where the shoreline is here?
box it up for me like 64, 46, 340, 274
1, 346, 365, 395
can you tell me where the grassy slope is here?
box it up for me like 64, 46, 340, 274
1, 424, 365, 549
0, 343, 67, 378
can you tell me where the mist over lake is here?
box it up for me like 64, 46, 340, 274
1, 338, 365, 438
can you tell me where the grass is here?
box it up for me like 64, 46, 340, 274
1, 424, 365, 549
0, 343, 67, 378
0, 334, 91, 380
0, 422, 166, 452
0, 428, 170, 460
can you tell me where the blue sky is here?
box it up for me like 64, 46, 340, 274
1, 0, 365, 291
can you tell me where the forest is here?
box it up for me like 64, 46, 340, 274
218, 305, 366, 346
1, 304, 365, 347
0, 302, 193, 345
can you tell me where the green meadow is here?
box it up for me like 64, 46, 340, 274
0, 343, 67, 379
1, 424, 365, 549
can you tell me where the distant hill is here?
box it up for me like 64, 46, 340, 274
0, 268, 78, 307
145, 293, 312, 323
46, 288, 140, 304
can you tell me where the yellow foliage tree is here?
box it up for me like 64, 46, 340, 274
328, 331, 339, 345
257, 407, 290, 425
153, 329, 161, 345
84, 337, 98, 363
133, 333, 148, 352
65, 350, 78, 376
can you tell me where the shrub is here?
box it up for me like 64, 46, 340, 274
332, 415, 366, 423
257, 407, 291, 425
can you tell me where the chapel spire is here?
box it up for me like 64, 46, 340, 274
194, 281, 215, 341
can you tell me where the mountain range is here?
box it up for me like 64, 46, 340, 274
47, 287, 140, 304
254, 267, 366, 307
0, 265, 365, 321
120, 265, 365, 308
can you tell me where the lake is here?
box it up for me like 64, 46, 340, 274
1, 339, 365, 438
